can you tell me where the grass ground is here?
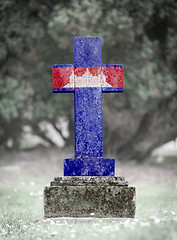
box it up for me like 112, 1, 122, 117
0, 147, 177, 240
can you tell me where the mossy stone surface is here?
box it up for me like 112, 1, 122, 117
44, 176, 136, 218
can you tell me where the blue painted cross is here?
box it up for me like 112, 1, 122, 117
53, 37, 123, 176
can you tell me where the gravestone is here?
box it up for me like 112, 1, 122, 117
44, 37, 136, 218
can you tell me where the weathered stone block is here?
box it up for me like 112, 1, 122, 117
44, 176, 136, 218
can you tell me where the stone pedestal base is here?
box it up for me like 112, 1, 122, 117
44, 176, 136, 218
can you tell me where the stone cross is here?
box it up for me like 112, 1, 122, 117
52, 37, 123, 176
45, 38, 135, 219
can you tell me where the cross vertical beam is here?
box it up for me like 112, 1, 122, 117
74, 37, 103, 159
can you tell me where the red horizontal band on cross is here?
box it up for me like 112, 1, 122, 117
52, 66, 123, 90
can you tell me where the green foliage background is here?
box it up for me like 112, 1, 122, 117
0, 0, 176, 159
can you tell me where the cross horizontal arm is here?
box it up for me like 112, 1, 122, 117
102, 64, 123, 92
52, 65, 123, 92
53, 64, 75, 93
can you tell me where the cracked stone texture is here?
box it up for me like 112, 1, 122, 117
44, 176, 136, 218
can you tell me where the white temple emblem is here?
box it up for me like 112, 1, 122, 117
64, 68, 112, 88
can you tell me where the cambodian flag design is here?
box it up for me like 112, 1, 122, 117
52, 65, 123, 92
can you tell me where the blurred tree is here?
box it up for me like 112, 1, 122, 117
0, 0, 176, 161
